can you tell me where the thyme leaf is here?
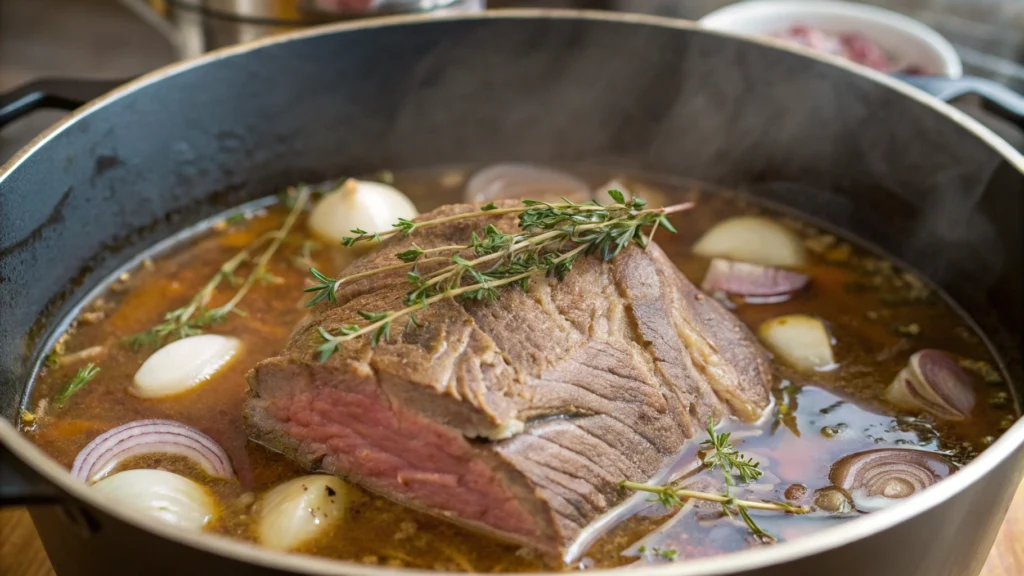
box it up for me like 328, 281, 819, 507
654, 547, 678, 562
304, 268, 339, 307
700, 421, 763, 485
638, 545, 679, 562
396, 244, 425, 263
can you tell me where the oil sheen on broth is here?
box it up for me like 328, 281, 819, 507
19, 167, 1018, 571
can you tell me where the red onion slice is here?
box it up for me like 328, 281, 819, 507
464, 164, 592, 204
71, 419, 234, 484
701, 258, 810, 297
829, 448, 955, 511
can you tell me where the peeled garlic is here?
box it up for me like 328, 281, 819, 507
308, 178, 418, 244
132, 334, 241, 399
758, 314, 835, 372
693, 216, 807, 268
257, 475, 348, 551
92, 469, 216, 530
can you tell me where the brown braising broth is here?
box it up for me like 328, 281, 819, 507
20, 167, 1018, 571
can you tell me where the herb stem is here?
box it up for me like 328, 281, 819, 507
320, 244, 588, 348
646, 217, 661, 247
416, 229, 565, 292
329, 256, 452, 294
126, 187, 309, 349
177, 236, 270, 327
312, 192, 693, 359
619, 481, 808, 513
420, 244, 473, 255
654, 202, 695, 216
341, 202, 655, 245
212, 188, 309, 314
310, 200, 696, 313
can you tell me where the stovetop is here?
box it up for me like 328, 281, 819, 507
2, 0, 1022, 162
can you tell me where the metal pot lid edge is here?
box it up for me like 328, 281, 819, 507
1, 8, 1024, 179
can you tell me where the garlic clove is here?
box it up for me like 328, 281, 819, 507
92, 469, 217, 530
693, 216, 808, 268
308, 178, 418, 245
257, 475, 348, 551
132, 335, 241, 399
758, 314, 836, 373
812, 486, 854, 514
464, 164, 591, 205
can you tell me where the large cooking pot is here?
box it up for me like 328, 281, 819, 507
1, 9, 1022, 576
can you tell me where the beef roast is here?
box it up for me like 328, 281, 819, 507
244, 201, 773, 558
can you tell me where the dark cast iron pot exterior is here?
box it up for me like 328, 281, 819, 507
0, 10, 1022, 576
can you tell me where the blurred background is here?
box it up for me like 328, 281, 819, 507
2, 0, 1023, 161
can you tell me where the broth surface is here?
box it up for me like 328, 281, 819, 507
20, 167, 1018, 570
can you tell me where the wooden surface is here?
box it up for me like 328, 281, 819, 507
1, 480, 1022, 575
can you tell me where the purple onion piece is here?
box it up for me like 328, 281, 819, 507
885, 350, 976, 420
464, 164, 592, 205
701, 258, 810, 297
71, 419, 234, 484
829, 448, 955, 511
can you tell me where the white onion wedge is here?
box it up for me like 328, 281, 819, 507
257, 475, 348, 551
758, 314, 835, 372
693, 216, 808, 268
464, 164, 591, 204
132, 335, 241, 399
92, 469, 217, 530
308, 178, 418, 244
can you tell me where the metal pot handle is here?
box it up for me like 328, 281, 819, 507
0, 78, 130, 129
895, 74, 1024, 132
0, 440, 60, 506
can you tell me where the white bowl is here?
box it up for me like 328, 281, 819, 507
699, 0, 962, 78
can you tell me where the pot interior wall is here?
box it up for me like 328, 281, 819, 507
1, 14, 1022, 420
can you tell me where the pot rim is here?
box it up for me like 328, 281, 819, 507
1, 8, 1022, 576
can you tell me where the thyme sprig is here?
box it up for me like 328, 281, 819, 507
54, 363, 100, 407
307, 192, 693, 361
622, 424, 809, 543
124, 188, 310, 349
619, 481, 805, 515
315, 244, 589, 362
700, 422, 764, 486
